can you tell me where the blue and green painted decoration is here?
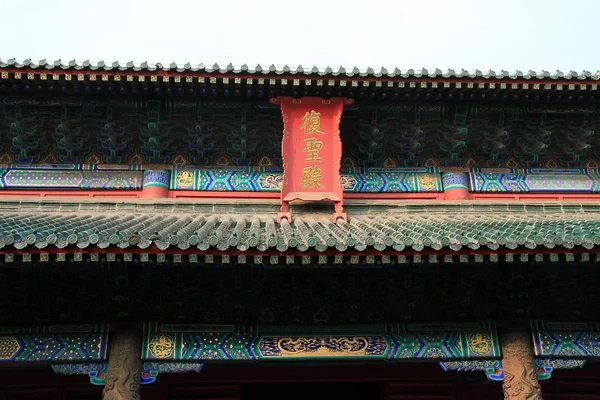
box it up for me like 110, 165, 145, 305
470, 169, 600, 193
170, 167, 443, 193
142, 322, 500, 361
0, 324, 109, 363
531, 320, 600, 358
0, 165, 142, 190
5, 320, 599, 386
441, 172, 469, 191
2, 164, 600, 194
440, 319, 597, 382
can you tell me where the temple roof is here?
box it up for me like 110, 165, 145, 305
1, 199, 599, 254
1, 59, 599, 81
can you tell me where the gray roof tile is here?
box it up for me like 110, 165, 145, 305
0, 59, 598, 81
1, 208, 599, 253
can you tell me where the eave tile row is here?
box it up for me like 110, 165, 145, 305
0, 59, 598, 81
1, 212, 600, 253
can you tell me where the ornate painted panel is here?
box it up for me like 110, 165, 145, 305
341, 167, 441, 192
0, 164, 142, 170
441, 172, 469, 191
470, 168, 600, 193
142, 169, 170, 189
170, 167, 442, 192
0, 324, 109, 363
0, 165, 142, 190
531, 320, 600, 358
171, 168, 282, 192
142, 322, 500, 361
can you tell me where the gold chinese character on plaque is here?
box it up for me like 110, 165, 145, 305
301, 110, 324, 135
303, 138, 323, 162
300, 165, 324, 188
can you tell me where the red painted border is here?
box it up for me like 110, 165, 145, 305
3, 189, 600, 202
0, 190, 445, 200
471, 193, 600, 201
0, 190, 141, 198
169, 191, 445, 200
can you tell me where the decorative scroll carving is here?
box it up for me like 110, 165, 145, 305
148, 334, 175, 359
103, 328, 141, 400
261, 336, 374, 357
500, 329, 542, 400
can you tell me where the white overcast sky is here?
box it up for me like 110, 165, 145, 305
1, 0, 598, 72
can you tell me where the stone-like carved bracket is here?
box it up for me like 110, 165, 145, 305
52, 362, 204, 385
440, 358, 587, 381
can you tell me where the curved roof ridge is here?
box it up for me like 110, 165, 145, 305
1, 58, 599, 81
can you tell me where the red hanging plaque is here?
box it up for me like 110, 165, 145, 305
271, 97, 352, 223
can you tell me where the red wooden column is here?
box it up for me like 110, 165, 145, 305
272, 97, 352, 223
